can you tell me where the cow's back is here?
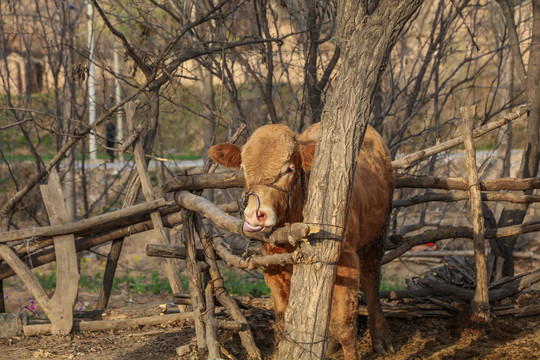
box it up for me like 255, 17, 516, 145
299, 123, 394, 251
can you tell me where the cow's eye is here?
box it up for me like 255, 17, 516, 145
286, 167, 294, 174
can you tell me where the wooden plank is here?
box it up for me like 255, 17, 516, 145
40, 169, 80, 335
0, 170, 79, 335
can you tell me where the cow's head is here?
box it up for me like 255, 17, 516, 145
209, 124, 316, 233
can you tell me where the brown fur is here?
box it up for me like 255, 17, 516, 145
209, 123, 395, 359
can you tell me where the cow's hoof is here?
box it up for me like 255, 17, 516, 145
373, 338, 395, 355
325, 339, 341, 357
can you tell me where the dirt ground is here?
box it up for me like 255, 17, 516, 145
1, 292, 540, 360
1, 231, 539, 359
1, 233, 539, 360
2, 255, 540, 360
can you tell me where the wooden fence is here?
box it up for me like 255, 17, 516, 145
0, 105, 539, 358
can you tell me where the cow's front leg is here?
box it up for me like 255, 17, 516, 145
264, 264, 292, 324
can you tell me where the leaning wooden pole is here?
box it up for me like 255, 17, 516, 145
461, 105, 490, 321
129, 101, 186, 297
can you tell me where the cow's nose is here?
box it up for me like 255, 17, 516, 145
256, 210, 267, 222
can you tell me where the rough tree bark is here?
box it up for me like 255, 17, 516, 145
277, 1, 423, 359
495, 0, 540, 277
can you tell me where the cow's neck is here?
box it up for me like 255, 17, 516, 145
283, 179, 306, 224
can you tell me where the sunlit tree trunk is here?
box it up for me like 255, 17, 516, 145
278, 2, 423, 359
495, 0, 540, 277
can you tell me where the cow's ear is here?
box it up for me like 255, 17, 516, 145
209, 143, 242, 169
299, 142, 316, 171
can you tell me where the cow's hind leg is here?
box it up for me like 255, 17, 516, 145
330, 250, 360, 360
358, 239, 393, 354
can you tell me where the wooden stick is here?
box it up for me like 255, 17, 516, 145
147, 243, 206, 261
0, 244, 52, 312
0, 212, 181, 281
383, 225, 472, 264
383, 219, 540, 264
493, 304, 540, 318
163, 170, 540, 194
147, 239, 321, 269
163, 171, 245, 193
213, 236, 307, 269
395, 175, 540, 191
8, 201, 236, 259
0, 170, 82, 336
22, 312, 242, 336
193, 215, 262, 360
391, 104, 529, 169
398, 250, 540, 261
119, 124, 143, 154
96, 177, 140, 310
204, 281, 221, 359
0, 203, 233, 281
130, 101, 186, 299
183, 212, 207, 353
394, 191, 540, 208
0, 198, 170, 244
146, 242, 265, 260
381, 268, 540, 302
461, 105, 490, 321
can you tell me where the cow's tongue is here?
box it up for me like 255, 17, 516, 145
243, 221, 264, 233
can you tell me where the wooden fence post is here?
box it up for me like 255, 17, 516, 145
182, 211, 207, 354
0, 169, 79, 335
460, 105, 490, 321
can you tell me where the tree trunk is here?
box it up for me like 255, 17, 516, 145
62, 33, 77, 221
277, 2, 423, 359
495, 0, 540, 277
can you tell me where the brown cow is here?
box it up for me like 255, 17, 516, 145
209, 123, 394, 359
